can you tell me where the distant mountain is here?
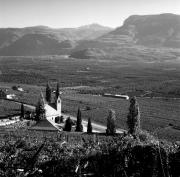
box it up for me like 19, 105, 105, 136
0, 34, 75, 56
77, 23, 112, 31
71, 14, 180, 60
1, 14, 180, 57
98, 13, 180, 48
0, 24, 112, 55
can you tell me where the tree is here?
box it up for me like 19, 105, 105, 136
63, 117, 72, 131
106, 109, 116, 135
35, 98, 45, 121
56, 82, 60, 99
87, 117, 92, 134
0, 90, 6, 98
20, 103, 25, 119
127, 96, 141, 137
45, 83, 51, 103
75, 108, 83, 132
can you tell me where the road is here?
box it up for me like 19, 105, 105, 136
61, 113, 125, 133
5, 99, 125, 133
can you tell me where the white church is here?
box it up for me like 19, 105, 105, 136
44, 94, 62, 122
39, 84, 63, 130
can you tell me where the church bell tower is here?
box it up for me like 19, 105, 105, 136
56, 95, 61, 116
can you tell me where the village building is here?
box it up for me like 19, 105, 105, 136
6, 94, 16, 99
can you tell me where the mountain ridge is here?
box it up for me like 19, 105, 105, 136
0, 24, 112, 49
98, 13, 180, 48
0, 14, 180, 56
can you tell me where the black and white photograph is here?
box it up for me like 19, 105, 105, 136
0, 0, 180, 176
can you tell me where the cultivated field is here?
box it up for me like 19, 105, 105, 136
1, 56, 180, 97
0, 56, 180, 141
0, 99, 21, 117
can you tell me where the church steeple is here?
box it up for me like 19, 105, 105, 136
55, 82, 61, 116
56, 95, 61, 116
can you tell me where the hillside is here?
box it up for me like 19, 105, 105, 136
99, 13, 180, 48
0, 24, 112, 56
0, 34, 74, 56
72, 14, 180, 60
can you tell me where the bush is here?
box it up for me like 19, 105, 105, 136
0, 130, 178, 177
64, 117, 73, 131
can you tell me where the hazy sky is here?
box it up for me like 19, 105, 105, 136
0, 0, 179, 28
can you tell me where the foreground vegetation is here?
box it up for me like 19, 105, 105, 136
0, 128, 179, 177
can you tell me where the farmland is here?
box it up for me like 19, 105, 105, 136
1, 56, 180, 97
0, 99, 22, 117
0, 56, 180, 141
63, 93, 180, 142
0, 82, 179, 141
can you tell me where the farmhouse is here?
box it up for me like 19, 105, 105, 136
6, 94, 16, 100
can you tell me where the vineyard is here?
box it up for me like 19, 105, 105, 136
0, 100, 21, 117
0, 127, 179, 177
62, 93, 180, 142
0, 83, 180, 142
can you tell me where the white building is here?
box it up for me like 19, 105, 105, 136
44, 95, 62, 122
6, 94, 16, 99
17, 87, 24, 92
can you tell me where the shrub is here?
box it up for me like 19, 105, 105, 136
86, 106, 91, 110
64, 117, 72, 131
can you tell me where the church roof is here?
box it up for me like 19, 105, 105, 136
44, 104, 59, 117
29, 119, 58, 131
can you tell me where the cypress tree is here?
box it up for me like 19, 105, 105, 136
45, 83, 51, 103
127, 96, 141, 137
64, 117, 72, 131
75, 108, 83, 132
20, 103, 24, 119
35, 98, 45, 121
106, 109, 116, 135
87, 117, 92, 134
56, 82, 60, 99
